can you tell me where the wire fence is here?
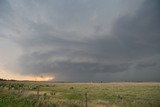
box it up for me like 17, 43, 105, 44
0, 82, 160, 107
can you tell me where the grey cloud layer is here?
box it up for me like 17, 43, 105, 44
0, 0, 160, 81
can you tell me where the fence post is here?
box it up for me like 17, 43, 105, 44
84, 92, 88, 107
37, 85, 40, 100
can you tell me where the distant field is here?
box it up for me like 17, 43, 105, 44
0, 81, 160, 107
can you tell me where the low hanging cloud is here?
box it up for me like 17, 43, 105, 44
0, 0, 160, 81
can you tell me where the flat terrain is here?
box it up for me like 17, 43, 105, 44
0, 81, 160, 107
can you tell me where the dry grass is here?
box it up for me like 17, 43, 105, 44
0, 81, 160, 107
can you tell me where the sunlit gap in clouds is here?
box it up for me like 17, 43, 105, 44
0, 69, 55, 81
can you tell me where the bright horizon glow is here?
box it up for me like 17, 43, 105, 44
0, 69, 55, 81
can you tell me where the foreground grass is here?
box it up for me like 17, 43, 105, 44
0, 81, 160, 107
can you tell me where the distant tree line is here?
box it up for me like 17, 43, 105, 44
0, 78, 16, 81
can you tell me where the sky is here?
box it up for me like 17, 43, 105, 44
0, 0, 160, 82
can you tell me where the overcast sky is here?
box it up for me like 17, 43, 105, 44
0, 0, 160, 82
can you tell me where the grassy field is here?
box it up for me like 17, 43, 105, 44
0, 81, 160, 107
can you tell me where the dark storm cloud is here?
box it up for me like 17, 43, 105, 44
0, 0, 11, 17
0, 0, 160, 81
112, 0, 160, 57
